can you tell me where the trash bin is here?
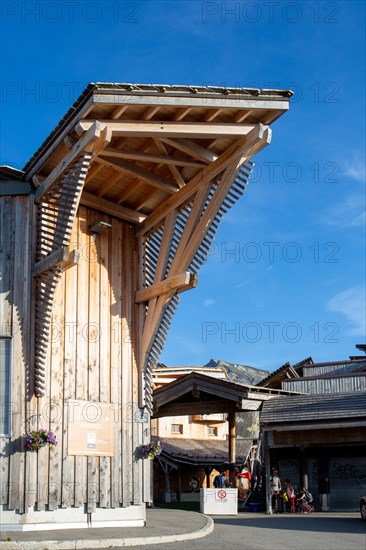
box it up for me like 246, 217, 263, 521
249, 502, 260, 512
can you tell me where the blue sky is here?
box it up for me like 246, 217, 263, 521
1, 0, 365, 371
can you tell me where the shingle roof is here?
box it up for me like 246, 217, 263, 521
260, 391, 366, 425
159, 437, 252, 466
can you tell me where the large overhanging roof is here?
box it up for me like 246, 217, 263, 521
24, 82, 292, 227
23, 82, 292, 400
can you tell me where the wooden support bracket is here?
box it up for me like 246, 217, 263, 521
33, 246, 79, 277
135, 271, 192, 303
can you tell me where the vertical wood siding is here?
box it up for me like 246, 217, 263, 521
1, 201, 144, 513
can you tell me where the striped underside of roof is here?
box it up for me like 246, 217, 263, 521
260, 391, 366, 425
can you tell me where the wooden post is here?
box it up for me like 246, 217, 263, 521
300, 445, 308, 490
228, 411, 236, 487
264, 431, 272, 514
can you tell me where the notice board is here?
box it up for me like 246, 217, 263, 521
67, 400, 115, 456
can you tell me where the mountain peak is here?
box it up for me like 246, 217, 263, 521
204, 358, 270, 386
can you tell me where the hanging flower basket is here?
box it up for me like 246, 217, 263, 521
140, 439, 162, 459
25, 429, 58, 451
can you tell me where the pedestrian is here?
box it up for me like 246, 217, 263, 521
297, 487, 314, 513
284, 479, 296, 513
270, 467, 282, 513
214, 469, 228, 488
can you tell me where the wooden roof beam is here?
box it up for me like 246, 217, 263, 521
75, 120, 257, 139
153, 140, 186, 189
80, 191, 146, 224
135, 124, 271, 237
35, 122, 111, 203
172, 107, 192, 121
100, 147, 204, 168
160, 138, 217, 164
95, 156, 178, 194
110, 104, 129, 119
204, 108, 222, 122
135, 271, 191, 303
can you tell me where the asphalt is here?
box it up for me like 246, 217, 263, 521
0, 508, 214, 549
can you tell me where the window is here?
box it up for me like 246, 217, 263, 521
171, 424, 183, 434
208, 426, 218, 436
0, 338, 11, 436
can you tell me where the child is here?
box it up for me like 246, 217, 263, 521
284, 479, 296, 513
270, 468, 282, 513
297, 487, 314, 513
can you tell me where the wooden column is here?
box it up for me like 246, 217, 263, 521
300, 445, 308, 490
264, 431, 272, 514
228, 411, 236, 487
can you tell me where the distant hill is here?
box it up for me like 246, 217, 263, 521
204, 358, 270, 386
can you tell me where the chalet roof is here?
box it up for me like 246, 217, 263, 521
260, 391, 366, 427
303, 358, 366, 368
0, 166, 31, 196
256, 360, 305, 389
153, 372, 301, 418
153, 364, 228, 389
159, 437, 252, 466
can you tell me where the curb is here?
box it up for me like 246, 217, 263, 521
0, 514, 214, 549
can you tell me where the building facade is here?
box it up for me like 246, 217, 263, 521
0, 83, 291, 529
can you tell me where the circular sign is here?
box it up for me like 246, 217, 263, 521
217, 489, 227, 500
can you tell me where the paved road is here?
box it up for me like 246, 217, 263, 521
104, 513, 365, 550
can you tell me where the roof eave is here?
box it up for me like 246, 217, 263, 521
22, 82, 292, 180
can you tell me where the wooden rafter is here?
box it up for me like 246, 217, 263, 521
95, 156, 178, 194
100, 147, 204, 168
35, 123, 111, 203
81, 192, 146, 224
136, 124, 270, 237
159, 138, 217, 164
153, 140, 185, 189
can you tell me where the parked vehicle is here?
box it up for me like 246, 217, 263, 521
360, 495, 366, 521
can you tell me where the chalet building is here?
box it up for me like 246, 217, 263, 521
151, 364, 253, 502
0, 83, 291, 529
258, 348, 366, 512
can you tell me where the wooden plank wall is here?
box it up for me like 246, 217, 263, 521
0, 195, 32, 513
1, 201, 143, 513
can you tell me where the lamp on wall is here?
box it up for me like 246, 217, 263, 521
89, 220, 112, 242
89, 220, 112, 235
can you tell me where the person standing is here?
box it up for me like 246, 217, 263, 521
270, 467, 282, 513
284, 479, 296, 513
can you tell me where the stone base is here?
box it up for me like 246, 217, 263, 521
0, 504, 146, 531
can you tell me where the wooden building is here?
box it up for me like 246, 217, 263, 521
259, 351, 366, 512
0, 83, 291, 529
